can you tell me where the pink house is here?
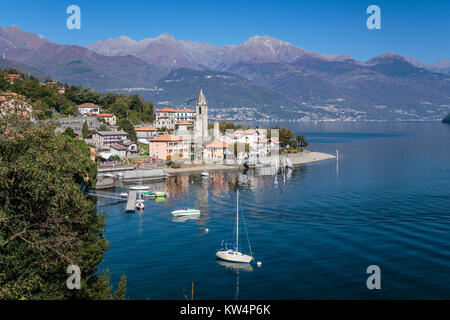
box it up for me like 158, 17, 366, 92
148, 134, 189, 160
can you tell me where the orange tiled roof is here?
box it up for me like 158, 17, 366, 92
156, 108, 176, 113
135, 126, 157, 131
149, 134, 185, 142
176, 121, 194, 125
177, 109, 195, 113
78, 103, 101, 108
98, 113, 114, 117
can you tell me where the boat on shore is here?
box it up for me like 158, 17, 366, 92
201, 172, 210, 177
171, 208, 201, 217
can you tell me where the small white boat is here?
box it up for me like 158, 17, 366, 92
135, 200, 145, 210
171, 208, 201, 217
130, 185, 150, 190
201, 172, 209, 177
119, 192, 128, 198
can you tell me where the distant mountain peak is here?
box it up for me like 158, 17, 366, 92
243, 35, 294, 47
154, 33, 175, 41
368, 52, 406, 64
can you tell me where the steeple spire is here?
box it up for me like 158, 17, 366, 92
197, 89, 207, 105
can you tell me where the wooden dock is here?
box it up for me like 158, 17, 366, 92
125, 190, 137, 213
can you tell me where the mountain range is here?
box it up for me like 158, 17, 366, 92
1, 25, 449, 121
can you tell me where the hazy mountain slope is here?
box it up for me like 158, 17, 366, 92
127, 68, 293, 111
0, 26, 164, 90
405, 57, 450, 75
13, 43, 164, 90
0, 58, 47, 79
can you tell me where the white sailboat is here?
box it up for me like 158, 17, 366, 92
216, 191, 253, 264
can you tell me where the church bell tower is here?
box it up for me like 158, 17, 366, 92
195, 89, 209, 143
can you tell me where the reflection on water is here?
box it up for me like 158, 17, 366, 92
98, 122, 450, 299
216, 258, 253, 300
216, 259, 254, 272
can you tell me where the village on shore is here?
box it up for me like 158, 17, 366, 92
1, 71, 335, 189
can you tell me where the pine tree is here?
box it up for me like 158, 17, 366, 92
82, 120, 90, 138
113, 275, 127, 300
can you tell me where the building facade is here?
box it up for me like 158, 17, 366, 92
90, 130, 128, 148
97, 113, 117, 126
154, 108, 195, 129
148, 134, 190, 160
135, 126, 158, 140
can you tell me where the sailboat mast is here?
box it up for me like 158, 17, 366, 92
236, 190, 239, 252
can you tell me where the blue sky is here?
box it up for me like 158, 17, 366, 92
1, 0, 449, 63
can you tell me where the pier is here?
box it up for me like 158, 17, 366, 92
125, 190, 137, 213
87, 193, 125, 201
88, 192, 137, 213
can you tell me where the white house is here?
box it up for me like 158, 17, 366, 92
110, 144, 128, 158
78, 103, 101, 115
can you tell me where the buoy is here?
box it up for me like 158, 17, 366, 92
257, 261, 262, 267
205, 228, 209, 233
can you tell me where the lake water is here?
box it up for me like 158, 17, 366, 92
97, 122, 450, 299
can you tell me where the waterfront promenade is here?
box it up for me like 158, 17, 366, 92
166, 151, 335, 174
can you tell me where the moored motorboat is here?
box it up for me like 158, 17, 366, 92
140, 191, 156, 199
120, 192, 128, 198
171, 208, 200, 217
130, 185, 150, 190
201, 172, 209, 177
135, 199, 145, 210
155, 191, 168, 197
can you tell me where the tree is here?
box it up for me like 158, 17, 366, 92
296, 134, 308, 149
118, 118, 137, 142
0, 116, 125, 299
98, 123, 109, 131
279, 128, 294, 147
113, 275, 127, 300
63, 127, 77, 138
82, 120, 90, 139
0, 73, 9, 91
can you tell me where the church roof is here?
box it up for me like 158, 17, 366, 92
197, 89, 207, 105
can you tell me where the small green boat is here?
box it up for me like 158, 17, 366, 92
140, 191, 168, 198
